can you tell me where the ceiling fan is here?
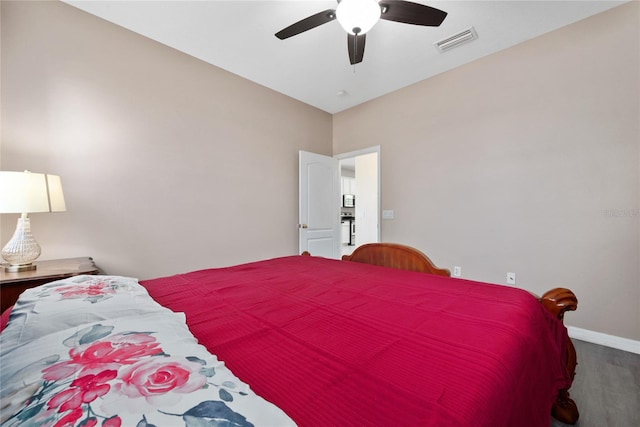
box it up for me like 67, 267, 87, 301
275, 0, 448, 65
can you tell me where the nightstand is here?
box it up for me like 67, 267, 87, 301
0, 257, 99, 313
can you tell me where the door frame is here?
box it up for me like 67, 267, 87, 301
334, 145, 381, 244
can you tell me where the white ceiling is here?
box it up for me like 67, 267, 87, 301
64, 0, 627, 114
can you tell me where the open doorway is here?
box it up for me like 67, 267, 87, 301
336, 146, 380, 256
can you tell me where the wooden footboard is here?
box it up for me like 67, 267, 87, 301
539, 288, 580, 425
304, 243, 579, 424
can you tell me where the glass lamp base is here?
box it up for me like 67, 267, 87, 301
1, 217, 42, 272
4, 263, 37, 273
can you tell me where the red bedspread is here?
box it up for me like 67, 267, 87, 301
141, 255, 571, 427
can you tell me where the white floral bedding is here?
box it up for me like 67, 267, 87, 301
0, 275, 297, 427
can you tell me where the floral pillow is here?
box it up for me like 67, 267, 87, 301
1, 275, 174, 349
0, 312, 296, 427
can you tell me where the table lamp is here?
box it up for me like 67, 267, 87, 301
0, 171, 66, 272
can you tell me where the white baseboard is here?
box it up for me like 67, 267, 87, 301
567, 326, 640, 354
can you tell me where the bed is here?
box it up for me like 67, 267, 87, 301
0, 243, 579, 426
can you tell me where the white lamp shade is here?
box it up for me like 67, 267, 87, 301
0, 171, 66, 214
46, 174, 67, 212
336, 0, 381, 35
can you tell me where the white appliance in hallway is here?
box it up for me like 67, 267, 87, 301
340, 211, 355, 246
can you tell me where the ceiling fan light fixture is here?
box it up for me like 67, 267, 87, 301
336, 0, 381, 35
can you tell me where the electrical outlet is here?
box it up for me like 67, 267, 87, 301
453, 266, 461, 277
507, 272, 516, 285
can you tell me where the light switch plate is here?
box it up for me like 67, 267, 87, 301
382, 210, 394, 219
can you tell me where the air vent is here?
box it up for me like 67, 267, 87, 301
435, 27, 478, 53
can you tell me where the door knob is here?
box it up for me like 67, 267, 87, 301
299, 224, 308, 229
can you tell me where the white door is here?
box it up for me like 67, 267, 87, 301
299, 151, 340, 258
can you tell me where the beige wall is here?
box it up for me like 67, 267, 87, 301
0, 1, 332, 278
1, 1, 638, 342
334, 2, 639, 340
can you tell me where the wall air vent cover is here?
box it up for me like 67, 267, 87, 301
435, 27, 478, 53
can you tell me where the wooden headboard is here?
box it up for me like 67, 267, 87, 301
340, 243, 451, 277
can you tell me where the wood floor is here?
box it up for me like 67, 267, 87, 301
551, 339, 640, 427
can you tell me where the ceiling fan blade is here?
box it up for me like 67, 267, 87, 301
379, 0, 447, 26
347, 33, 366, 65
275, 9, 337, 40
